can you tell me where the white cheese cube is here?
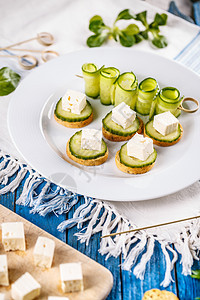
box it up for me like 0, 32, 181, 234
33, 236, 55, 268
112, 102, 136, 129
48, 297, 69, 300
153, 111, 179, 136
0, 255, 9, 286
0, 294, 5, 300
59, 262, 84, 293
62, 89, 86, 115
2, 222, 26, 251
127, 133, 154, 161
11, 272, 41, 300
81, 128, 102, 151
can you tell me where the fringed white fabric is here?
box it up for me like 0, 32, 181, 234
0, 150, 200, 288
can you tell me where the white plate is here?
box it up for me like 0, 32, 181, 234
8, 48, 200, 201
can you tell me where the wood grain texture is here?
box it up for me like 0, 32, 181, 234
0, 205, 113, 300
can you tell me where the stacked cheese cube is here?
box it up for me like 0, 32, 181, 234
127, 133, 154, 161
81, 128, 102, 151
153, 111, 179, 136
62, 89, 86, 115
112, 102, 136, 129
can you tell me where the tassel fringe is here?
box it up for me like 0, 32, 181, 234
0, 150, 200, 287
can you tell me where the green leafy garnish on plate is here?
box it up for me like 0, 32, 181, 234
0, 67, 21, 96
87, 9, 168, 49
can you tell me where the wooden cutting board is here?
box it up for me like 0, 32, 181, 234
0, 205, 113, 299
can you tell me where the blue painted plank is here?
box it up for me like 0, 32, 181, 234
176, 255, 200, 300
67, 196, 122, 300
121, 241, 177, 300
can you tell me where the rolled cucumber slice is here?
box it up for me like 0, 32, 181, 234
54, 99, 92, 122
69, 131, 107, 160
113, 72, 138, 110
150, 87, 182, 118
82, 63, 103, 98
119, 143, 157, 168
100, 67, 120, 105
145, 120, 182, 143
136, 77, 159, 116
102, 112, 140, 137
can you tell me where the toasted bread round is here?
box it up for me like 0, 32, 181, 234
66, 141, 108, 166
143, 289, 179, 300
115, 150, 155, 174
54, 112, 93, 128
144, 124, 183, 147
102, 117, 144, 142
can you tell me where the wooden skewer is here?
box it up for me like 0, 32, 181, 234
0, 32, 54, 51
101, 215, 200, 239
76, 74, 83, 78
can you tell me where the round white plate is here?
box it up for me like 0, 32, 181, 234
8, 48, 200, 201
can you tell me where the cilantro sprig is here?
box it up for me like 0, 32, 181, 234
87, 9, 168, 49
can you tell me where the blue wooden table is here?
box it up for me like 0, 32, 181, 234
1, 175, 200, 300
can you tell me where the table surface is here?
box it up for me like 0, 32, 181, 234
1, 1, 200, 299
1, 179, 200, 300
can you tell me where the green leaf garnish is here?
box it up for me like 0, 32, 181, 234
86, 9, 168, 49
119, 32, 136, 47
0, 67, 21, 96
87, 33, 108, 47
122, 24, 139, 36
135, 11, 148, 28
115, 9, 135, 23
89, 15, 106, 34
151, 33, 168, 48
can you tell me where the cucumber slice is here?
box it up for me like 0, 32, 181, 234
69, 131, 107, 160
100, 67, 120, 105
55, 99, 92, 122
114, 72, 138, 110
145, 120, 182, 143
119, 144, 157, 168
102, 112, 140, 137
82, 63, 103, 98
155, 87, 182, 117
136, 77, 159, 116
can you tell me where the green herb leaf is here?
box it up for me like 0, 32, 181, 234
140, 30, 149, 40
135, 11, 148, 28
119, 32, 136, 47
152, 34, 168, 48
122, 24, 139, 36
0, 67, 21, 96
89, 15, 105, 34
154, 13, 168, 26
134, 33, 144, 44
191, 270, 200, 280
115, 9, 136, 23
87, 33, 108, 47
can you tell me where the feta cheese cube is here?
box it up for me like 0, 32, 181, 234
59, 262, 84, 293
2, 222, 26, 251
153, 111, 179, 136
127, 133, 154, 161
0, 294, 5, 300
33, 236, 55, 268
48, 297, 69, 300
11, 272, 41, 300
81, 128, 102, 151
62, 89, 86, 115
112, 102, 136, 129
0, 255, 9, 286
